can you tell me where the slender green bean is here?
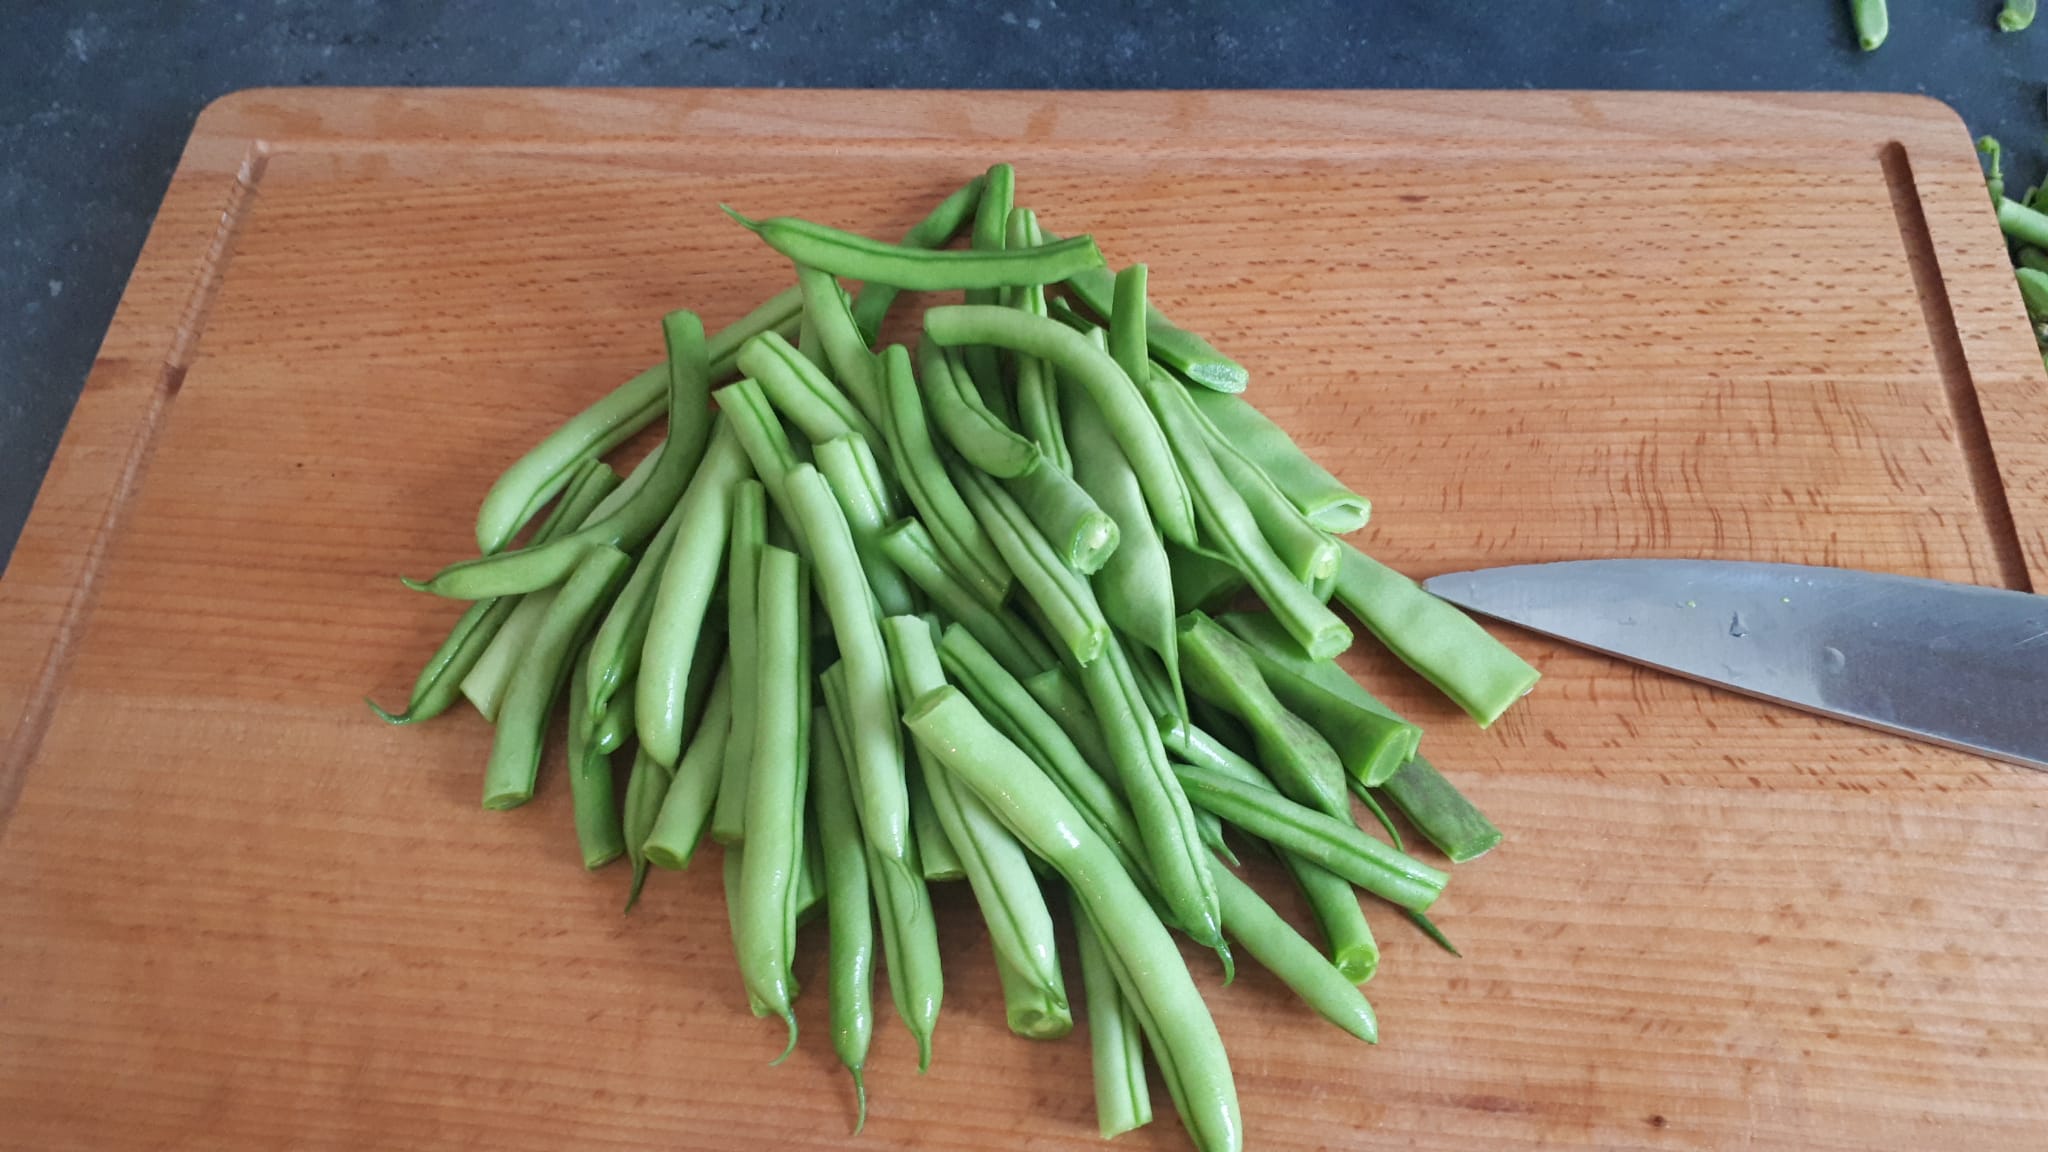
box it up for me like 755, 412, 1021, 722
1186, 389, 1369, 534
1330, 545, 1539, 727
581, 482, 696, 732
1165, 538, 1246, 616
636, 423, 754, 767
908, 767, 965, 882
1021, 667, 1114, 774
473, 287, 802, 554
878, 519, 1057, 681
568, 652, 629, 871
1052, 239, 1248, 395
796, 264, 886, 429
738, 330, 890, 471
810, 700, 876, 1131
850, 174, 986, 342
953, 467, 1108, 665
1178, 612, 1348, 819
1002, 454, 1118, 576
876, 344, 1012, 606
916, 337, 1040, 478
729, 207, 1105, 292
1849, 0, 1887, 49
713, 377, 805, 530
814, 435, 919, 617
1349, 778, 1405, 852
1172, 763, 1447, 913
712, 481, 768, 843
482, 544, 632, 810
1005, 208, 1069, 474
1216, 611, 1421, 787
1136, 363, 1351, 659
736, 546, 809, 1056
1074, 902, 1152, 1138
958, 163, 1016, 415
644, 658, 733, 871
925, 305, 1195, 547
904, 687, 1240, 1152
1199, 422, 1337, 586
1998, 197, 2048, 248
1208, 858, 1377, 1042
1379, 756, 1501, 864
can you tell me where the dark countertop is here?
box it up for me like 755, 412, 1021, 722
6, 0, 2046, 570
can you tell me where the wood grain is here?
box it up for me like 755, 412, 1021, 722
3, 89, 2046, 1151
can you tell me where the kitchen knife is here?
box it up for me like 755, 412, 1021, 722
1421, 560, 2048, 771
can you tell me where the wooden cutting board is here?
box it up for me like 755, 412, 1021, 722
3, 89, 2046, 1151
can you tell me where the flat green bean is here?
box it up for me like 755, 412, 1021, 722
1330, 545, 1539, 727
878, 519, 1056, 681
1177, 612, 1348, 819
953, 467, 1108, 665
810, 700, 876, 1131
736, 545, 809, 1056
813, 435, 918, 617
904, 687, 1241, 1152
1378, 756, 1501, 864
925, 305, 1195, 547
712, 481, 768, 844
636, 423, 754, 767
729, 206, 1104, 293
1216, 611, 1420, 787
644, 658, 734, 871
850, 174, 986, 342
1073, 902, 1152, 1138
876, 344, 1012, 606
1208, 858, 1377, 1042
916, 337, 1040, 479
1186, 389, 1369, 534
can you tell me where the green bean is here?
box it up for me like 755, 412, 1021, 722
1053, 236, 1248, 395
795, 822, 826, 929
728, 206, 1104, 293
850, 174, 986, 342
952, 467, 1108, 665
1215, 611, 1420, 787
1161, 538, 1241, 616
580, 494, 697, 735
736, 545, 809, 1056
1378, 756, 1501, 864
794, 308, 827, 371
1136, 364, 1352, 660
1005, 208, 1069, 474
1021, 666, 1114, 773
410, 311, 717, 599
883, 616, 1070, 1039
876, 344, 1012, 606
809, 701, 876, 1131
1196, 417, 1337, 586
1172, 763, 1446, 913
636, 423, 754, 766
712, 481, 768, 843
2003, 1, 2038, 31
1849, 0, 1887, 49
1002, 455, 1118, 576
1073, 903, 1151, 1138
1192, 809, 1235, 867
1061, 405, 1178, 699
908, 767, 965, 882
820, 661, 944, 1069
813, 436, 918, 617
878, 519, 1056, 681
1208, 858, 1378, 1042
925, 305, 1195, 547
2020, 268, 2048, 322
915, 337, 1040, 478
1177, 612, 1348, 819
796, 264, 886, 429
738, 330, 890, 471
1186, 390, 1369, 535
1077, 635, 1223, 952
1331, 545, 1540, 727
2021, 247, 2048, 274
567, 651, 628, 871
1348, 777, 1405, 852
472, 288, 803, 554
1998, 197, 2048, 248
644, 658, 733, 871
482, 543, 632, 810
373, 456, 610, 725
713, 377, 806, 530
903, 687, 1241, 1152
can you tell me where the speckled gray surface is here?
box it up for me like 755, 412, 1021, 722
6, 0, 2047, 569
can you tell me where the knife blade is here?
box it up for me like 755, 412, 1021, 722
1421, 560, 2048, 771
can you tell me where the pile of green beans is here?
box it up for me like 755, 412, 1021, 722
371, 167, 1541, 1152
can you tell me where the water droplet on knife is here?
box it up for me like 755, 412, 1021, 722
1821, 646, 1847, 672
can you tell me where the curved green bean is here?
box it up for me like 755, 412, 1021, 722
1331, 544, 1539, 727
1215, 611, 1421, 787
1208, 858, 1378, 1042
728, 207, 1104, 292
738, 330, 889, 470
1005, 208, 1068, 474
482, 543, 632, 810
736, 545, 809, 1057
925, 305, 1194, 547
643, 658, 733, 871
1200, 423, 1338, 586
1186, 389, 1369, 534
877, 519, 1056, 682
850, 174, 986, 341
1051, 233, 1248, 395
711, 481, 768, 843
876, 344, 1011, 606
952, 467, 1107, 665
636, 422, 754, 767
903, 687, 1241, 1152
796, 264, 886, 429
809, 700, 876, 1131
1172, 762, 1446, 913
814, 436, 918, 618
713, 377, 804, 530
580, 485, 698, 734
1073, 902, 1151, 1138
916, 337, 1040, 479
1178, 612, 1348, 819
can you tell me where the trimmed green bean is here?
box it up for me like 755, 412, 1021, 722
1199, 422, 1337, 586
909, 767, 965, 882
953, 467, 1108, 665
1055, 253, 1246, 397
482, 543, 632, 810
878, 519, 1057, 681
581, 481, 696, 733
2003, 1, 2038, 34
925, 305, 1195, 547
810, 700, 876, 1131
1172, 763, 1447, 913
1998, 197, 2048, 249
916, 338, 1040, 478
1216, 611, 1421, 787
1136, 363, 1351, 660
1002, 455, 1118, 576
1209, 858, 1377, 1042
1379, 756, 1501, 864
1005, 208, 1069, 474
713, 377, 805, 530
568, 652, 629, 871
1330, 545, 1540, 727
814, 435, 919, 617
712, 481, 768, 844
1074, 903, 1152, 1138
636, 423, 754, 767
797, 264, 886, 429
1021, 666, 1114, 773
958, 164, 1016, 415
1178, 612, 1348, 819
472, 287, 802, 554
904, 687, 1240, 1152
876, 344, 1012, 606
1849, 0, 1887, 50
850, 174, 986, 342
738, 330, 890, 470
729, 207, 1105, 292
644, 658, 733, 871
1186, 389, 1369, 535
736, 545, 809, 1055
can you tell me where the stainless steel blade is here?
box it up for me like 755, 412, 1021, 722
1423, 560, 2048, 771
